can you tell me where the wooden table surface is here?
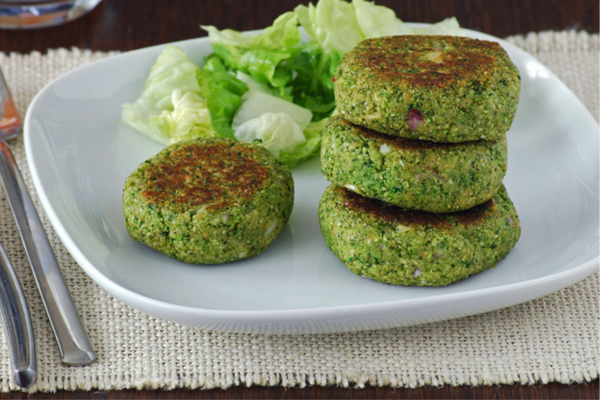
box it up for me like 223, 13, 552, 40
1, 0, 598, 399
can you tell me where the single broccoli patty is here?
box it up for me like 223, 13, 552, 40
123, 138, 294, 264
319, 184, 520, 286
321, 116, 507, 213
334, 35, 521, 143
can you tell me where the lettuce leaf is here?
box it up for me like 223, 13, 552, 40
197, 57, 249, 139
234, 113, 307, 159
235, 71, 284, 99
294, 0, 364, 54
121, 45, 203, 144
352, 0, 412, 38
150, 89, 216, 144
278, 118, 329, 168
201, 12, 301, 90
295, 0, 462, 54
412, 17, 462, 35
290, 41, 341, 121
231, 81, 315, 164
123, 1, 463, 169
232, 89, 313, 131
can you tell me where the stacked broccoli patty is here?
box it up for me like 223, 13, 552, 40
334, 35, 521, 143
321, 116, 508, 213
319, 35, 521, 286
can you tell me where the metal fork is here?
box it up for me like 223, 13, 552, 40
0, 67, 96, 367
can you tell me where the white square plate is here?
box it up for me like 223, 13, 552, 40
24, 26, 599, 333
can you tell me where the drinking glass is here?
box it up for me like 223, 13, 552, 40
0, 0, 101, 29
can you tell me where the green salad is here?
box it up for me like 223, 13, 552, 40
121, 0, 461, 168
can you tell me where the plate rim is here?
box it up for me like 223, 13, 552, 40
23, 25, 600, 329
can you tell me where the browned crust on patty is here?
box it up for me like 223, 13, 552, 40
337, 186, 493, 228
338, 118, 464, 150
141, 141, 269, 210
353, 35, 508, 88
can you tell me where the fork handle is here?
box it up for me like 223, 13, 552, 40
0, 139, 96, 366
0, 240, 36, 388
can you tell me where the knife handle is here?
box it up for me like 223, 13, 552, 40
0, 241, 36, 388
0, 139, 96, 366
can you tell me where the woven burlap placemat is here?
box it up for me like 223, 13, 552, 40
0, 31, 597, 392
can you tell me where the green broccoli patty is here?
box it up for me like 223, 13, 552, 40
123, 138, 294, 264
334, 35, 521, 143
321, 116, 507, 213
319, 184, 520, 286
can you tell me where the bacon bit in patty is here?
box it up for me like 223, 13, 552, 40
407, 109, 424, 131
